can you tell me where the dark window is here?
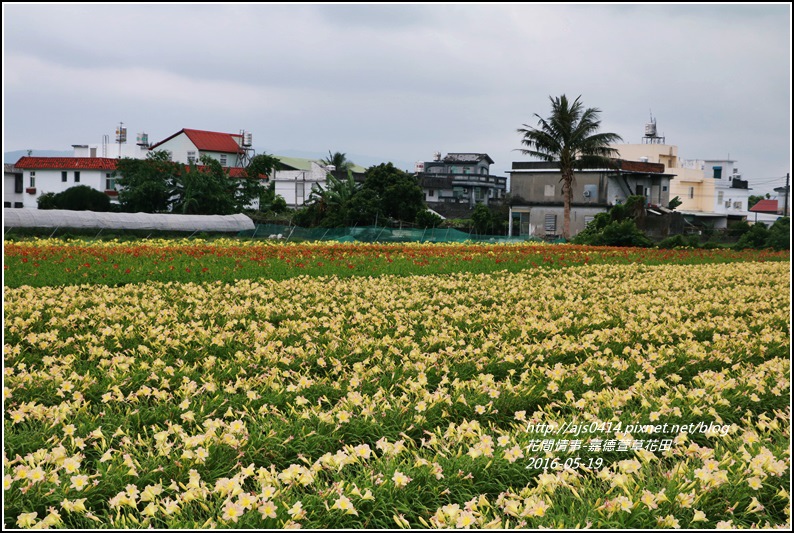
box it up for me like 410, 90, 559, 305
713, 166, 722, 179
74, 171, 81, 183
636, 185, 644, 196
15, 175, 23, 193
428, 189, 435, 197
62, 171, 67, 182
662, 185, 668, 192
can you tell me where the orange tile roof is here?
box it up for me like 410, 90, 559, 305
149, 128, 243, 154
749, 199, 778, 213
14, 157, 118, 170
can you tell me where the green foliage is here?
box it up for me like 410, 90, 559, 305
734, 223, 770, 250
36, 192, 58, 210
765, 217, 790, 250
258, 182, 288, 214
246, 153, 282, 180
321, 151, 355, 173
657, 234, 701, 249
363, 163, 425, 223
578, 219, 653, 247
172, 156, 236, 215
574, 195, 652, 247
305, 171, 364, 227
415, 210, 444, 229
667, 196, 683, 210
470, 203, 494, 234
115, 150, 180, 213
36, 185, 111, 212
727, 219, 751, 237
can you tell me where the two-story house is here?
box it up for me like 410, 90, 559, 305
507, 159, 674, 238
414, 153, 507, 216
148, 128, 251, 167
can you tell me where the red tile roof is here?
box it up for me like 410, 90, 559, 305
14, 157, 118, 170
749, 199, 778, 213
149, 128, 243, 154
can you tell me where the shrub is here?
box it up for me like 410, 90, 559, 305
36, 186, 111, 212
735, 223, 769, 250
415, 210, 443, 229
658, 234, 700, 249
764, 217, 790, 251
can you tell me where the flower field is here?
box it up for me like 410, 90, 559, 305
3, 240, 791, 529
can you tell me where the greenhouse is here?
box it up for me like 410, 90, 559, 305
2, 209, 254, 233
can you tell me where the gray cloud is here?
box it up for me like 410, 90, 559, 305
4, 4, 791, 194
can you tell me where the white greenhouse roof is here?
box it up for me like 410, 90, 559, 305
3, 209, 254, 232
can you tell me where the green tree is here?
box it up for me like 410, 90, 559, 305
765, 217, 790, 250
321, 151, 355, 173
415, 210, 443, 229
362, 163, 425, 223
241, 153, 282, 213
307, 171, 362, 226
115, 150, 180, 213
517, 95, 623, 239
172, 156, 236, 215
471, 203, 494, 234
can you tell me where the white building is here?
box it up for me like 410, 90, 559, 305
148, 128, 252, 167
11, 157, 119, 208
612, 122, 752, 229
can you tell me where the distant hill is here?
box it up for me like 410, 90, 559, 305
5, 150, 73, 164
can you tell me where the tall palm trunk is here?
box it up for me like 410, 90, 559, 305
561, 171, 574, 239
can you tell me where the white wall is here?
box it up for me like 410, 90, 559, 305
19, 168, 115, 208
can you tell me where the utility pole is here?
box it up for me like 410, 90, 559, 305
785, 173, 790, 217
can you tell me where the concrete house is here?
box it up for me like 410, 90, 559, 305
507, 159, 673, 238
4, 164, 24, 208
611, 120, 752, 229
148, 128, 251, 167
12, 157, 120, 209
414, 153, 507, 216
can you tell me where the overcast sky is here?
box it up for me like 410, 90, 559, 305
3, 3, 791, 195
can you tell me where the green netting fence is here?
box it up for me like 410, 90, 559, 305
239, 224, 554, 243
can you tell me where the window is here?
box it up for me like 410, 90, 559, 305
544, 184, 555, 197
712, 166, 722, 179
62, 171, 67, 183
15, 175, 23, 193
187, 151, 197, 164
29, 172, 36, 188
105, 173, 116, 190
296, 182, 305, 201
662, 185, 668, 192
718, 191, 724, 204
74, 171, 81, 183
481, 167, 487, 175
428, 189, 435, 197
689, 187, 694, 199
220, 154, 227, 166
544, 214, 557, 233
734, 201, 742, 210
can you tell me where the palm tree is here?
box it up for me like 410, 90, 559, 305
321, 151, 354, 173
517, 95, 623, 239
